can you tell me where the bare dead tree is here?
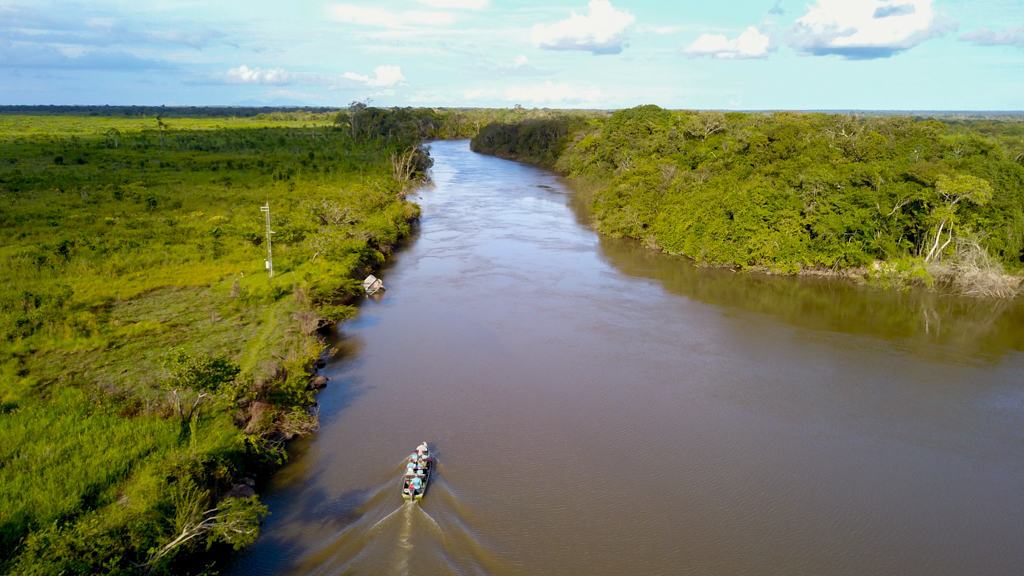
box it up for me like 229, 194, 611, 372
886, 195, 911, 217
147, 500, 261, 568
687, 112, 726, 141
390, 147, 419, 187
169, 389, 209, 426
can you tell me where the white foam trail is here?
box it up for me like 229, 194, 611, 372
369, 501, 411, 532
416, 505, 445, 537
393, 503, 414, 575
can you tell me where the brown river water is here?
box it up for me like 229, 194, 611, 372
230, 140, 1024, 576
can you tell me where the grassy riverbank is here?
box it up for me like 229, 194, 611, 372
472, 107, 1024, 297
0, 112, 423, 573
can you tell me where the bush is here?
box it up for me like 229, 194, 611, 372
163, 352, 240, 393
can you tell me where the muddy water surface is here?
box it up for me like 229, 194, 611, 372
230, 140, 1024, 576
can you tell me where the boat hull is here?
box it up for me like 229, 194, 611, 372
401, 452, 433, 501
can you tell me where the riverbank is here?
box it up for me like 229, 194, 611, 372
558, 172, 1022, 299
0, 104, 604, 574
227, 139, 1024, 576
0, 113, 424, 573
471, 107, 1024, 298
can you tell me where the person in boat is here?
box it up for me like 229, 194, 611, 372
410, 475, 423, 495
406, 461, 417, 476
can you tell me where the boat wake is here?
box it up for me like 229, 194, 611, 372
285, 463, 518, 576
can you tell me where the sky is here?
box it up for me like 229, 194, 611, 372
1, 0, 1022, 109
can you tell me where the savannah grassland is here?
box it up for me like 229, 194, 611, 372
0, 112, 422, 574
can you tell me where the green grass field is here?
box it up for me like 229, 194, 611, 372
0, 112, 421, 573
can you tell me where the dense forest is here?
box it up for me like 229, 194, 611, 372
472, 107, 1024, 297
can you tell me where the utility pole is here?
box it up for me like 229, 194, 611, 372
260, 202, 273, 278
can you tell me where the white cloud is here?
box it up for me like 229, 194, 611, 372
342, 65, 405, 87
504, 82, 601, 104
226, 65, 291, 85
492, 54, 547, 75
644, 25, 682, 35
790, 0, 945, 59
685, 27, 771, 59
960, 26, 1024, 48
465, 81, 603, 106
327, 4, 457, 28
531, 0, 635, 55
416, 0, 489, 9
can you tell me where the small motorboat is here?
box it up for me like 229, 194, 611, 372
401, 441, 433, 501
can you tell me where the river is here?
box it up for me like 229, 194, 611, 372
230, 140, 1024, 576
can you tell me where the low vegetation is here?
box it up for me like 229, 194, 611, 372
472, 106, 1024, 296
0, 111, 427, 573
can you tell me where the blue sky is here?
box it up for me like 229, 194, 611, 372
1, 0, 1021, 109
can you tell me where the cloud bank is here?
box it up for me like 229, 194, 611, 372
685, 27, 771, 59
789, 0, 944, 59
532, 0, 635, 55
226, 65, 291, 85
342, 65, 405, 88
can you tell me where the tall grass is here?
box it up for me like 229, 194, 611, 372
0, 113, 421, 573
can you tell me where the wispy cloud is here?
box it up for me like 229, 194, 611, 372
416, 0, 489, 9
960, 26, 1024, 49
465, 80, 603, 106
207, 64, 406, 91
0, 5, 227, 50
642, 25, 683, 35
873, 4, 917, 18
685, 27, 771, 59
342, 65, 405, 88
326, 4, 458, 28
226, 65, 292, 85
789, 0, 948, 59
0, 40, 172, 70
510, 55, 529, 68
531, 0, 635, 55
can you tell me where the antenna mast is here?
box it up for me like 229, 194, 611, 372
260, 202, 273, 278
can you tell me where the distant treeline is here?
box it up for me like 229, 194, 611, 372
0, 104, 604, 124
333, 103, 600, 142
472, 106, 1024, 296
0, 105, 350, 118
